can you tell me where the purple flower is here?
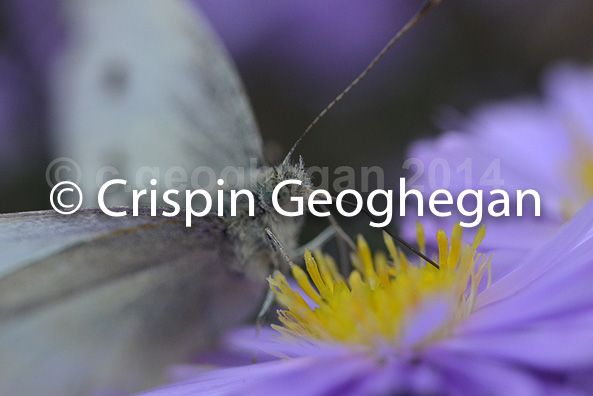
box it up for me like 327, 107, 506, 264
194, 0, 422, 103
0, 0, 62, 170
139, 202, 593, 395
402, 62, 593, 278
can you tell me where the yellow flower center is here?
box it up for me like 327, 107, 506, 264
563, 133, 593, 219
268, 222, 492, 348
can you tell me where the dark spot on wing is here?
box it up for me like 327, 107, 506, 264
100, 60, 129, 97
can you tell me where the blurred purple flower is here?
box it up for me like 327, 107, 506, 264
0, 1, 62, 168
195, 0, 422, 102
140, 203, 593, 395
0, 56, 28, 162
402, 62, 593, 277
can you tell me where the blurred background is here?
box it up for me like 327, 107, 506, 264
1, 0, 593, 242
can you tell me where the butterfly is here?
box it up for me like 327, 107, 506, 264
0, 0, 439, 394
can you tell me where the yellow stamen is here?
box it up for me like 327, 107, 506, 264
436, 229, 449, 270
415, 220, 426, 256
563, 129, 593, 219
291, 266, 323, 306
472, 224, 486, 250
268, 223, 493, 348
305, 251, 327, 296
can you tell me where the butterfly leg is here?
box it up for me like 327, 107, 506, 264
292, 225, 335, 258
255, 287, 275, 329
251, 228, 293, 362
255, 228, 294, 328
316, 208, 357, 276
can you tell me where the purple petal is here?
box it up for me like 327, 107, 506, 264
139, 351, 375, 396
543, 62, 593, 135
225, 326, 337, 359
465, 236, 593, 335
424, 351, 554, 396
400, 297, 454, 348
477, 197, 593, 308
436, 310, 593, 371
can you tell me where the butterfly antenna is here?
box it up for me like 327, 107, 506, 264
283, 0, 441, 164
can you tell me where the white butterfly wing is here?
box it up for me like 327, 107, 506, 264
0, 210, 266, 395
51, 0, 264, 207
3, 1, 271, 393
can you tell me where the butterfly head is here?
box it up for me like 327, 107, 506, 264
256, 157, 313, 216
